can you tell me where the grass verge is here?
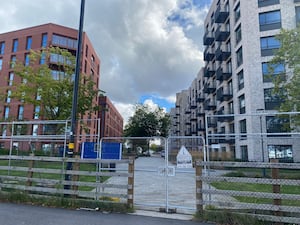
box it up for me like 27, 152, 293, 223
0, 191, 133, 213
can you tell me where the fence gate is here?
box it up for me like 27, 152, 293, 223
122, 136, 205, 214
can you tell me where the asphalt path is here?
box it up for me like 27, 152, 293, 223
0, 202, 215, 225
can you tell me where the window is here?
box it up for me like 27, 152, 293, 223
85, 45, 88, 57
260, 36, 281, 56
239, 94, 245, 114
12, 39, 18, 52
261, 36, 280, 49
52, 34, 77, 49
259, 10, 281, 31
0, 42, 4, 54
236, 47, 243, 67
25, 53, 30, 66
0, 58, 2, 70
18, 106, 24, 120
262, 62, 285, 82
235, 24, 242, 44
258, 0, 280, 8
2, 125, 7, 137
234, 3, 241, 22
10, 55, 16, 68
41, 33, 48, 48
6, 90, 11, 103
40, 52, 46, 64
296, 7, 300, 25
32, 124, 38, 136
35, 88, 41, 101
51, 70, 65, 80
4, 106, 9, 120
266, 116, 290, 134
264, 88, 284, 110
26, 36, 32, 50
8, 72, 14, 86
229, 101, 234, 114
238, 70, 244, 90
239, 119, 247, 139
91, 54, 95, 68
34, 106, 40, 119
240, 146, 248, 161
268, 145, 293, 162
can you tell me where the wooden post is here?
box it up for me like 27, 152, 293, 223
26, 153, 35, 187
271, 159, 283, 225
195, 160, 203, 214
127, 157, 135, 208
72, 155, 80, 199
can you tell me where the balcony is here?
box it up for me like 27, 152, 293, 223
190, 101, 197, 109
215, 4, 229, 23
185, 121, 191, 125
215, 45, 231, 61
204, 66, 216, 77
191, 116, 197, 121
197, 109, 205, 117
207, 118, 217, 128
215, 25, 230, 42
197, 94, 205, 103
218, 136, 235, 144
197, 125, 206, 132
216, 110, 234, 122
204, 83, 216, 94
216, 87, 233, 102
185, 108, 191, 114
203, 31, 214, 45
204, 99, 216, 110
185, 130, 192, 136
216, 66, 232, 81
204, 47, 215, 61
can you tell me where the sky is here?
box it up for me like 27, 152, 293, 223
0, 0, 212, 124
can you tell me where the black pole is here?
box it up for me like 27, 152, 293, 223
65, 0, 86, 191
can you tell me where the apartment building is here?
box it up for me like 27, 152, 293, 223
0, 23, 101, 149
99, 96, 123, 139
171, 0, 300, 162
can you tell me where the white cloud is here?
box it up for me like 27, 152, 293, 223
0, 0, 209, 123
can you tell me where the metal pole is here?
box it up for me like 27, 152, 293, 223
259, 114, 266, 177
65, 0, 85, 191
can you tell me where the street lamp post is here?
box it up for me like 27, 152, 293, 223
65, 0, 86, 190
257, 109, 266, 177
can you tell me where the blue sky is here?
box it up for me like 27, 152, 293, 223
139, 94, 175, 112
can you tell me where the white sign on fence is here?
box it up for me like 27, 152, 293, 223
176, 145, 193, 168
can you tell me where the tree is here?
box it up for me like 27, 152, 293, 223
123, 104, 170, 154
0, 47, 100, 125
269, 26, 300, 129
270, 26, 300, 112
124, 104, 170, 137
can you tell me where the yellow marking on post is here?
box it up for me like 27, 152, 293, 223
68, 143, 74, 149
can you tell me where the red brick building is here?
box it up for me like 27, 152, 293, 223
0, 23, 101, 148
99, 96, 123, 139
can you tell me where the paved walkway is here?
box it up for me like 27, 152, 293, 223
103, 156, 237, 213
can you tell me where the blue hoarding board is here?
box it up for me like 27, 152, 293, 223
80, 142, 121, 160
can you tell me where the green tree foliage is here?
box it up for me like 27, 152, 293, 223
0, 47, 100, 122
270, 26, 300, 112
123, 104, 170, 155
124, 104, 170, 138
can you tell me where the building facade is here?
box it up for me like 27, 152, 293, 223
0, 23, 101, 150
99, 96, 123, 139
171, 0, 300, 162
